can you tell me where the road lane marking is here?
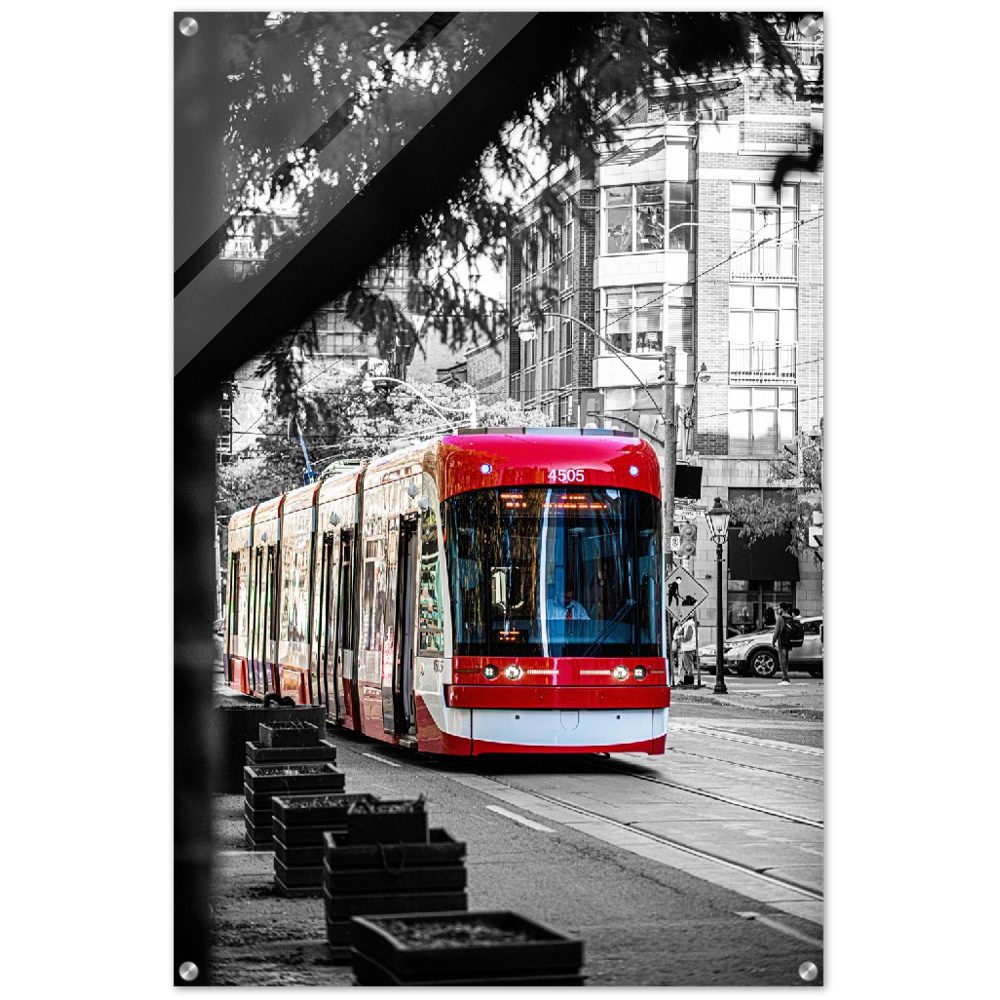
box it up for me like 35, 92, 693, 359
361, 751, 401, 767
737, 911, 824, 949
486, 805, 554, 833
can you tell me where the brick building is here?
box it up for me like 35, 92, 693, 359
473, 36, 824, 643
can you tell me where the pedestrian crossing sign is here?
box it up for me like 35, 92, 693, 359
665, 565, 708, 623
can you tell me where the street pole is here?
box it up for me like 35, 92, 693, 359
214, 502, 223, 626
662, 344, 676, 680
714, 538, 727, 694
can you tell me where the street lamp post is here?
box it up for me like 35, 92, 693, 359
705, 496, 731, 695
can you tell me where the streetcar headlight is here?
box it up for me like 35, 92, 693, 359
612, 665, 629, 681
482, 664, 499, 681
504, 664, 523, 681
633, 665, 647, 680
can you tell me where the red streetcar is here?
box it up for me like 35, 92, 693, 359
224, 428, 669, 755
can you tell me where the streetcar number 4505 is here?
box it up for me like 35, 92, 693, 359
547, 468, 585, 483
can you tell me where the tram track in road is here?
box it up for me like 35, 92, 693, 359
473, 772, 824, 902
587, 756, 823, 830
668, 722, 824, 756
665, 747, 824, 785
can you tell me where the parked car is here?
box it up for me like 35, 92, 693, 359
721, 616, 824, 678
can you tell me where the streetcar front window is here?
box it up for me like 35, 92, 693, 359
444, 486, 661, 658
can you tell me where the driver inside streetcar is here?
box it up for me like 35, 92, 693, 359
544, 586, 591, 621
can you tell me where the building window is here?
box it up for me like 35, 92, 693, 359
666, 286, 694, 353
558, 394, 571, 425
727, 579, 795, 634
730, 284, 797, 378
668, 183, 695, 249
562, 202, 574, 256
731, 183, 798, 279
601, 285, 663, 354
729, 387, 797, 456
604, 184, 665, 254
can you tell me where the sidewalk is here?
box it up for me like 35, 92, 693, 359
670, 674, 824, 719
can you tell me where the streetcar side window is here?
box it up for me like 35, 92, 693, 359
229, 553, 240, 635
418, 505, 444, 653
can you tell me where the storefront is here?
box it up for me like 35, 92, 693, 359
727, 529, 799, 635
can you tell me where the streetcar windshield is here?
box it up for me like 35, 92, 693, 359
444, 486, 661, 658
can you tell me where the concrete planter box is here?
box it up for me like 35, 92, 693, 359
258, 721, 320, 748
326, 863, 466, 896
215, 704, 326, 793
244, 816, 276, 851
350, 951, 584, 986
272, 792, 376, 828
273, 818, 348, 847
271, 793, 373, 898
243, 798, 275, 828
243, 763, 344, 796
343, 798, 428, 846
275, 840, 326, 868
273, 858, 325, 897
326, 889, 468, 921
244, 739, 338, 766
349, 911, 584, 986
324, 828, 464, 870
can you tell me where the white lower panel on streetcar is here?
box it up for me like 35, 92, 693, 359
471, 707, 668, 747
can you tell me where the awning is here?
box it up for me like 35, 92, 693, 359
727, 529, 799, 582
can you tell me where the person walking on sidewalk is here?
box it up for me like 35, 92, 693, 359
678, 616, 698, 684
772, 603, 793, 685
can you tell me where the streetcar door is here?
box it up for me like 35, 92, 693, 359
335, 530, 359, 729
249, 546, 263, 694
382, 520, 400, 735
315, 533, 336, 717
392, 516, 419, 736
263, 544, 277, 693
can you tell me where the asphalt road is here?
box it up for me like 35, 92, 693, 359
208, 679, 824, 987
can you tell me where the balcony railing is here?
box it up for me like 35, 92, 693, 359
729, 343, 797, 383
730, 243, 797, 281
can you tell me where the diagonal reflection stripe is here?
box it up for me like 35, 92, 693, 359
174, 11, 534, 377
174, 12, 459, 297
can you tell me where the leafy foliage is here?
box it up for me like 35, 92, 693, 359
216, 372, 548, 517
727, 420, 823, 563
221, 12, 821, 384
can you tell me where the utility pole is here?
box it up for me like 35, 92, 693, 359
214, 502, 223, 625
662, 344, 677, 571
662, 344, 676, 681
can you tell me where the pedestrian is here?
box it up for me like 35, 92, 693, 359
670, 622, 682, 686
772, 602, 792, 685
678, 615, 698, 684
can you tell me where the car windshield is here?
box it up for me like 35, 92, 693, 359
443, 486, 661, 658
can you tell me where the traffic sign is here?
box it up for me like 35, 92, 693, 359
808, 525, 823, 548
665, 565, 708, 623
669, 534, 682, 554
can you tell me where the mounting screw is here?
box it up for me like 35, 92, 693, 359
179, 17, 198, 36
179, 962, 199, 982
798, 962, 818, 982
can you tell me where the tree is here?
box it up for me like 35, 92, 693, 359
220, 12, 823, 384
216, 371, 548, 517
727, 420, 824, 563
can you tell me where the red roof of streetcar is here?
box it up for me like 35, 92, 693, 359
435, 430, 660, 501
